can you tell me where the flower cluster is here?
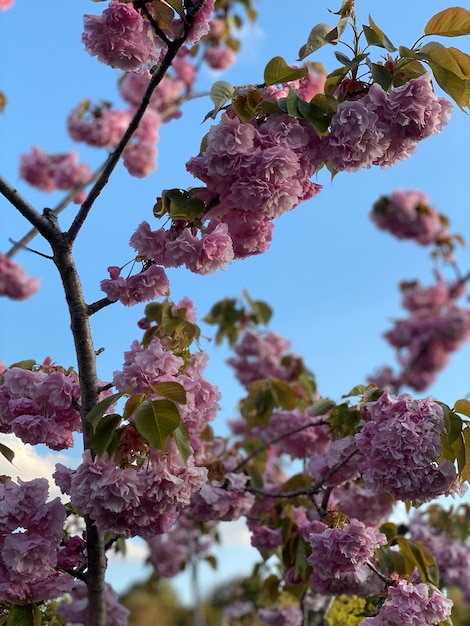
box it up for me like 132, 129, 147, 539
370, 189, 446, 244
360, 579, 452, 625
113, 333, 220, 436
410, 510, 470, 602
186, 110, 322, 252
355, 391, 460, 501
375, 279, 470, 391
0, 478, 73, 603
0, 253, 40, 300
82, 0, 215, 72
325, 74, 452, 172
258, 605, 303, 626
189, 472, 255, 522
307, 518, 387, 594
100, 264, 170, 306
54, 443, 207, 539
226, 329, 302, 387
19, 147, 91, 203
250, 408, 330, 460
147, 516, 215, 578
82, 0, 163, 72
0, 363, 82, 450
57, 581, 130, 626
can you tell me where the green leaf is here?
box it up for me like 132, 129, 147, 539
454, 398, 470, 418
149, 382, 187, 404
325, 16, 348, 44
310, 398, 336, 416
152, 0, 174, 29
424, 7, 470, 37
461, 426, 470, 482
298, 24, 334, 60
271, 379, 298, 410
134, 399, 181, 452
421, 41, 470, 78
209, 80, 235, 118
86, 390, 127, 430
165, 0, 184, 19
9, 359, 36, 371
7, 604, 35, 626
264, 57, 308, 86
0, 442, 14, 464
122, 393, 146, 420
204, 554, 218, 570
88, 413, 123, 456
396, 538, 440, 586
428, 59, 470, 110
363, 15, 397, 52
172, 423, 192, 463
324, 66, 349, 96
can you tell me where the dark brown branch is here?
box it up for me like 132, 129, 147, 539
0, 177, 55, 241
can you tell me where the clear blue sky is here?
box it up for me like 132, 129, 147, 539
1, 0, 470, 601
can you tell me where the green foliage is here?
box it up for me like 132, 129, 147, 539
363, 15, 397, 52
0, 443, 14, 464
424, 7, 470, 37
263, 57, 308, 86
134, 399, 182, 452
204, 293, 272, 345
153, 188, 206, 222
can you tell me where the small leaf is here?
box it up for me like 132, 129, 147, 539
461, 427, 470, 482
204, 555, 218, 570
7, 604, 35, 626
0, 443, 14, 464
425, 7, 470, 37
454, 398, 470, 418
152, 0, 174, 29
310, 398, 336, 416
86, 390, 127, 430
172, 423, 192, 463
88, 413, 123, 456
271, 379, 298, 410
325, 16, 348, 44
9, 359, 36, 371
264, 57, 308, 86
209, 80, 235, 117
149, 382, 187, 404
298, 24, 334, 60
134, 399, 181, 452
123, 393, 146, 420
363, 15, 397, 52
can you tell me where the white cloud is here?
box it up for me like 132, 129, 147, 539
0, 434, 80, 501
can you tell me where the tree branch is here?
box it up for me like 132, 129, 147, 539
67, 38, 188, 244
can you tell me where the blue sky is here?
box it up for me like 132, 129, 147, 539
1, 0, 470, 602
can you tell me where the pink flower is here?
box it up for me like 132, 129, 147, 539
100, 263, 169, 306
355, 391, 461, 501
258, 606, 303, 626
0, 0, 13, 10
0, 253, 40, 300
82, 1, 163, 71
370, 190, 445, 245
55, 444, 207, 538
361, 579, 452, 625
307, 518, 387, 593
57, 581, 129, 626
204, 46, 235, 70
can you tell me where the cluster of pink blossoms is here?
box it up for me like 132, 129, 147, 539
0, 252, 40, 300
227, 329, 302, 387
0, 363, 82, 450
189, 471, 255, 523
0, 478, 73, 603
146, 516, 215, 578
324, 73, 453, 172
410, 511, 470, 602
0, 0, 13, 11
57, 581, 129, 626
355, 391, 461, 501
82, 0, 215, 72
370, 189, 447, 244
54, 442, 207, 539
100, 264, 170, 306
19, 147, 91, 203
373, 279, 470, 391
258, 605, 303, 626
307, 518, 387, 595
360, 579, 452, 625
